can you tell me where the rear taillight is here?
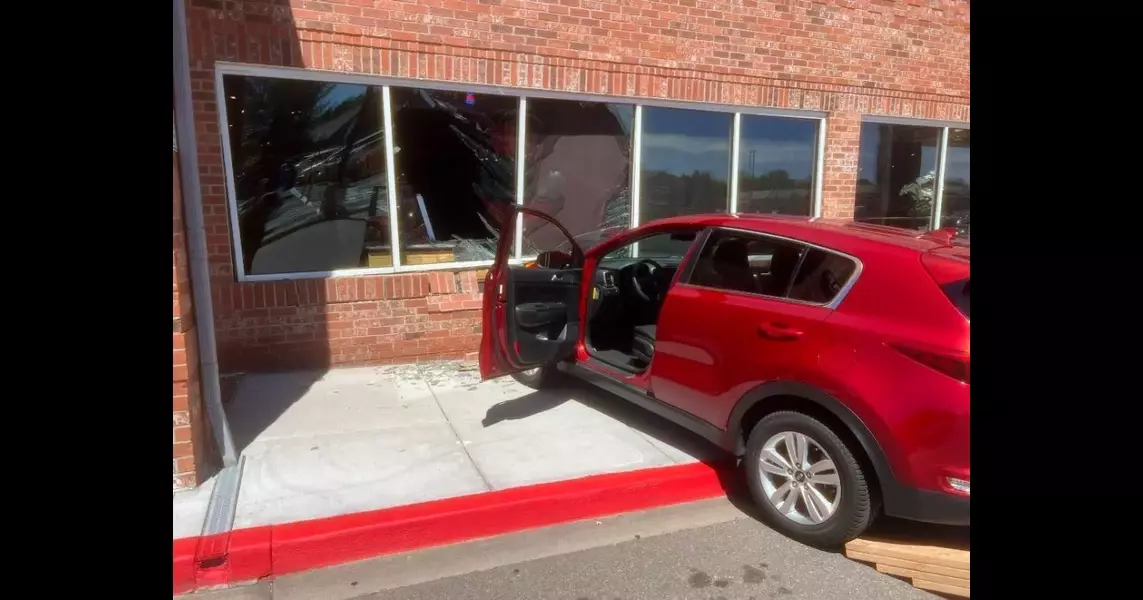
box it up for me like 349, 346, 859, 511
891, 344, 970, 384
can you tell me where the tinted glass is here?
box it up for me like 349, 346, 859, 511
223, 75, 389, 275
521, 98, 634, 255
940, 128, 970, 239
736, 116, 818, 215
942, 279, 970, 319
602, 231, 697, 264
389, 88, 518, 265
687, 230, 806, 297
639, 107, 732, 224
787, 249, 858, 304
855, 123, 941, 231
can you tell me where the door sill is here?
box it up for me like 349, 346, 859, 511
562, 362, 736, 454
585, 345, 648, 375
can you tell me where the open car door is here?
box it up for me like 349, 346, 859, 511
479, 207, 585, 380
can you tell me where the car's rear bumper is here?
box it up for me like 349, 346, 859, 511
884, 484, 969, 526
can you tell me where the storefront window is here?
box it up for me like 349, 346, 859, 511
217, 69, 834, 279
222, 75, 389, 275
389, 88, 519, 265
736, 115, 818, 215
639, 106, 733, 222
521, 98, 634, 256
855, 123, 941, 231
940, 128, 970, 238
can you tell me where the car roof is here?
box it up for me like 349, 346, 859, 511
643, 213, 967, 257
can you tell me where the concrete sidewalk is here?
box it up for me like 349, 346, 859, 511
174, 361, 725, 540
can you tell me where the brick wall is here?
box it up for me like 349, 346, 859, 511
174, 149, 211, 491
215, 271, 485, 372
183, 0, 969, 374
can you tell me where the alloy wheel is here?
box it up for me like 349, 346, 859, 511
757, 431, 842, 526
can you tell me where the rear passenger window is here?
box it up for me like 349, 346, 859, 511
686, 229, 807, 297
787, 249, 858, 304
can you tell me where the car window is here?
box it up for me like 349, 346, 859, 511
601, 231, 696, 264
786, 249, 858, 304
686, 229, 806, 297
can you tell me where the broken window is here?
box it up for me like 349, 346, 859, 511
521, 98, 634, 256
389, 88, 519, 265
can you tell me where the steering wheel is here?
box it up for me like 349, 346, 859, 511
630, 258, 664, 302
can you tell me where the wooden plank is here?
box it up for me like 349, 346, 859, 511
846, 549, 969, 581
845, 537, 969, 571
876, 563, 968, 589
913, 578, 971, 598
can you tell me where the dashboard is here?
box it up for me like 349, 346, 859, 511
594, 257, 685, 303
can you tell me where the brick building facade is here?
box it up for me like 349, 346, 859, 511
173, 0, 970, 488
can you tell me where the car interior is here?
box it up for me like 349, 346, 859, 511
584, 230, 807, 373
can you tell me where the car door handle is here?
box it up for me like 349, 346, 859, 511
757, 322, 803, 340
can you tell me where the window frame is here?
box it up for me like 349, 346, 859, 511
858, 116, 971, 233
677, 226, 864, 310
214, 62, 828, 282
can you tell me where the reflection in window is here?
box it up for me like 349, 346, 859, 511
223, 75, 389, 275
389, 88, 518, 265
521, 99, 634, 256
855, 123, 941, 231
940, 129, 970, 238
736, 116, 818, 215
602, 231, 697, 263
640, 107, 732, 223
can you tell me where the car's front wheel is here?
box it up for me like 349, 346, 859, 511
509, 366, 554, 389
743, 411, 878, 548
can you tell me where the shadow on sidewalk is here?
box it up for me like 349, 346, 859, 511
479, 373, 754, 509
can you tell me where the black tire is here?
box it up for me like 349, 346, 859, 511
509, 366, 557, 389
743, 410, 878, 548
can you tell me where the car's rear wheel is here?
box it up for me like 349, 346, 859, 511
744, 411, 877, 548
510, 366, 553, 389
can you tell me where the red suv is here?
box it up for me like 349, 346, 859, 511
480, 209, 969, 547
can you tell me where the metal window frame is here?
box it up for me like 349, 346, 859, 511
381, 85, 402, 268
514, 97, 527, 260
861, 115, 971, 130
857, 116, 970, 231
812, 118, 827, 218
931, 127, 949, 230
630, 105, 643, 259
729, 113, 741, 213
213, 62, 829, 281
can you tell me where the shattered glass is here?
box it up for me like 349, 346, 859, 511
390, 88, 519, 265
520, 99, 635, 257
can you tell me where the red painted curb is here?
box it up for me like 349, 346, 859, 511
173, 461, 736, 594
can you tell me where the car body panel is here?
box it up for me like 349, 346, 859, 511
478, 207, 585, 380
650, 283, 833, 427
